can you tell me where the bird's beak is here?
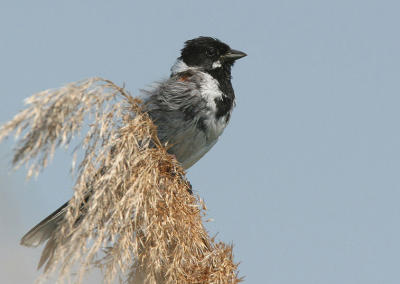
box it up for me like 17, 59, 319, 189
221, 49, 247, 62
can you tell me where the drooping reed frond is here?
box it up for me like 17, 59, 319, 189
0, 78, 242, 283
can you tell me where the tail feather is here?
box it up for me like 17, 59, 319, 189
20, 201, 69, 247
21, 191, 92, 269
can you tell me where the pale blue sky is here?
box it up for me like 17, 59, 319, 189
1, 1, 400, 283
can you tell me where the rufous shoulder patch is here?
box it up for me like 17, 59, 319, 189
177, 71, 193, 82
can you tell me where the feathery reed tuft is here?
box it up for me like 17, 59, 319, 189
0, 78, 242, 283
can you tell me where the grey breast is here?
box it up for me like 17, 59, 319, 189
143, 71, 216, 169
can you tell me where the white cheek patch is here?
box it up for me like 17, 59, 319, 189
212, 60, 222, 69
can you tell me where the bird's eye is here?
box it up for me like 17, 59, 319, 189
205, 48, 216, 57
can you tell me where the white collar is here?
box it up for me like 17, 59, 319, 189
170, 59, 190, 75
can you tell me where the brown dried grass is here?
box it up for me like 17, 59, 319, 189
0, 78, 242, 284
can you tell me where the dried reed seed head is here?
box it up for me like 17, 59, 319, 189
0, 78, 241, 283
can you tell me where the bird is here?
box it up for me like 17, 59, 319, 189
20, 36, 246, 250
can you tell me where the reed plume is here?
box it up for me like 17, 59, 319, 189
0, 78, 241, 283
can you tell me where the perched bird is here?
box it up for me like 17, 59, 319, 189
20, 36, 246, 250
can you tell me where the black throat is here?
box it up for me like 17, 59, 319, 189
207, 65, 235, 121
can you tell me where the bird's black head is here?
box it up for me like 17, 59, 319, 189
180, 37, 246, 72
